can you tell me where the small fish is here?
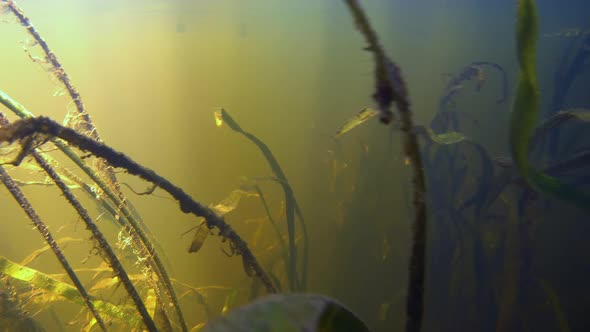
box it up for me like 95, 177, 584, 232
335, 107, 379, 138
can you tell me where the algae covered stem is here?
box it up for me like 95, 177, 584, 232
0, 167, 110, 332
2, 0, 98, 141
0, 116, 278, 294
343, 1, 429, 331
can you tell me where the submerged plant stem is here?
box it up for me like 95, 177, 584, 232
3, 0, 98, 141
0, 90, 188, 332
0, 116, 277, 294
343, 1, 429, 331
31, 151, 158, 332
0, 166, 109, 332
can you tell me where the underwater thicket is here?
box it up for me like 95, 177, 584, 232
330, 0, 590, 331
1, 0, 590, 332
0, 1, 278, 331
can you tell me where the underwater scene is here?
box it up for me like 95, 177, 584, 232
0, 0, 589, 331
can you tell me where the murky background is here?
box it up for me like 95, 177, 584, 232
1, 0, 589, 331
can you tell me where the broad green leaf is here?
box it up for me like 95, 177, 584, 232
204, 294, 371, 332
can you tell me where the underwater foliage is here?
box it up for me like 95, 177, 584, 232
215, 109, 308, 292
509, 0, 590, 212
204, 294, 370, 332
1, 0, 589, 331
342, 2, 428, 331
0, 255, 142, 328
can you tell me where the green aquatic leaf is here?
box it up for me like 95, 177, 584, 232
0, 255, 141, 327
204, 294, 371, 332
20, 237, 85, 266
335, 107, 379, 138
217, 109, 308, 292
510, 0, 590, 211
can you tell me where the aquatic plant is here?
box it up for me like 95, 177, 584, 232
1, 0, 588, 331
343, 1, 428, 331
0, 1, 278, 330
545, 31, 590, 159
0, 159, 109, 331
214, 109, 308, 292
509, 0, 590, 212
432, 61, 508, 134
0, 255, 142, 328
1, 1, 191, 329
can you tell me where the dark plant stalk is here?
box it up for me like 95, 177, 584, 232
30, 150, 158, 332
219, 109, 308, 292
343, 1, 428, 331
0, 116, 278, 294
2, 0, 98, 142
55, 140, 189, 331
0, 90, 188, 332
2, 0, 123, 197
0, 2, 183, 326
0, 165, 108, 331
